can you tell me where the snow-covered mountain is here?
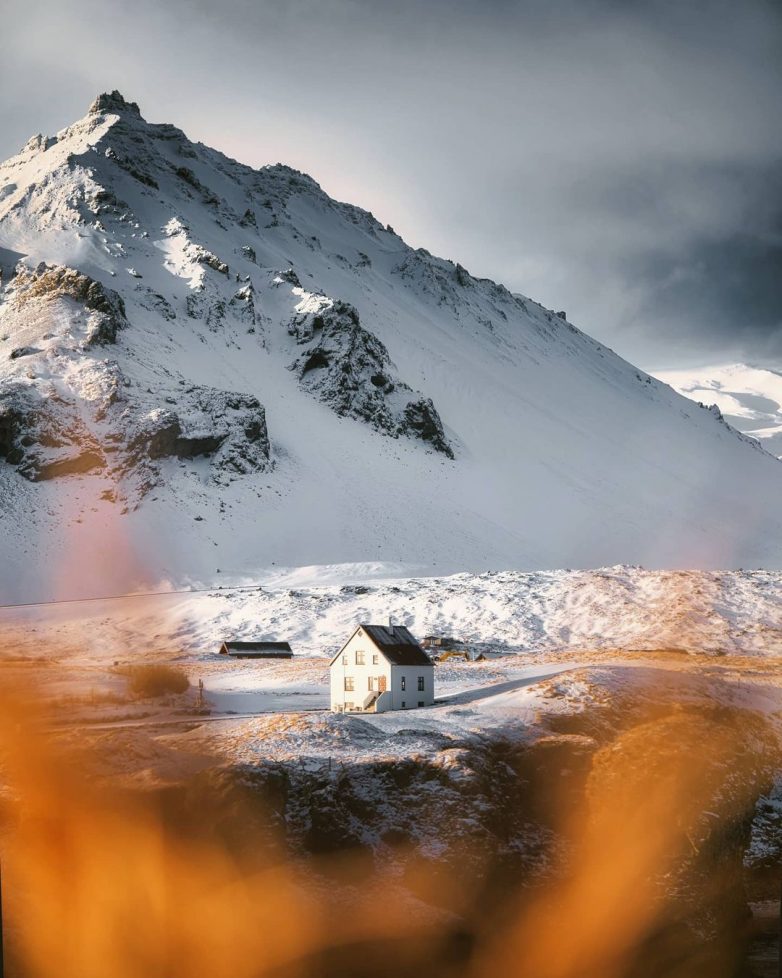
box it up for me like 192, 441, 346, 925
2, 91, 782, 601
656, 363, 782, 459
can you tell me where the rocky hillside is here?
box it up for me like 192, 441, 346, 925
2, 92, 782, 600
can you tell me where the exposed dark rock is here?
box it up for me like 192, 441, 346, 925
25, 451, 105, 481
174, 166, 220, 206
455, 263, 471, 287
88, 187, 130, 217
277, 268, 301, 287
194, 247, 229, 276
0, 385, 106, 480
9, 346, 41, 360
125, 387, 271, 486
140, 290, 176, 321
288, 299, 453, 457
0, 397, 27, 464
175, 166, 200, 188
88, 91, 142, 118
229, 283, 257, 325
392, 252, 463, 311
110, 153, 159, 189
401, 398, 453, 457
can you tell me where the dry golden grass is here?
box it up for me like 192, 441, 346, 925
119, 663, 189, 698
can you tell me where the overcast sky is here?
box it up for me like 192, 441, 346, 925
1, 0, 780, 370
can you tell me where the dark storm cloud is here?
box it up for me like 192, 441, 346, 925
1, 0, 780, 368
628, 227, 782, 366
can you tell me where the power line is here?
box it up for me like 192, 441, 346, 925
0, 581, 270, 612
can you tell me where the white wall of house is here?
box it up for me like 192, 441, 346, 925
330, 628, 434, 713
388, 664, 434, 711
330, 629, 392, 712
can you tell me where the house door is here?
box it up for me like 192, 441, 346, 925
378, 676, 387, 692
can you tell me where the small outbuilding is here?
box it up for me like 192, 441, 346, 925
219, 641, 293, 659
420, 635, 458, 649
330, 624, 434, 713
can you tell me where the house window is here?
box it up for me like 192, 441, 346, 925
344, 677, 355, 691
368, 677, 374, 690
417, 676, 425, 691
342, 655, 347, 665
401, 676, 406, 691
401, 701, 406, 708
418, 701, 424, 707
372, 654, 379, 665
355, 650, 365, 665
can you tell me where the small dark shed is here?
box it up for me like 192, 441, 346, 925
219, 641, 293, 659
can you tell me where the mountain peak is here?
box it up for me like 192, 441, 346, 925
88, 90, 142, 118
2, 95, 782, 594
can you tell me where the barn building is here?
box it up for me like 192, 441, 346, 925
330, 624, 434, 713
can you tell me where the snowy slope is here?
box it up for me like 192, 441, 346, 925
2, 92, 782, 602
656, 363, 782, 459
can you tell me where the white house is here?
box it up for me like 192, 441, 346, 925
330, 624, 435, 713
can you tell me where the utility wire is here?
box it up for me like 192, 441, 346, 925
0, 581, 271, 612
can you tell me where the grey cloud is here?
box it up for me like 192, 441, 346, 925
0, 0, 780, 368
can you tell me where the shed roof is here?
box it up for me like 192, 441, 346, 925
220, 641, 292, 656
331, 625, 432, 667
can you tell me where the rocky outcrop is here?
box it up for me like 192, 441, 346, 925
194, 247, 229, 276
126, 386, 271, 485
88, 91, 142, 118
400, 398, 451, 452
0, 384, 106, 481
288, 298, 453, 457
229, 283, 257, 327
11, 263, 127, 345
9, 346, 41, 360
0, 377, 270, 492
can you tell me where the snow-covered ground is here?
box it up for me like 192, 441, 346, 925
656, 363, 782, 458
3, 563, 779, 665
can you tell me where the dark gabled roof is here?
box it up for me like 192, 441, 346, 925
331, 624, 432, 667
220, 641, 292, 656
222, 641, 292, 650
